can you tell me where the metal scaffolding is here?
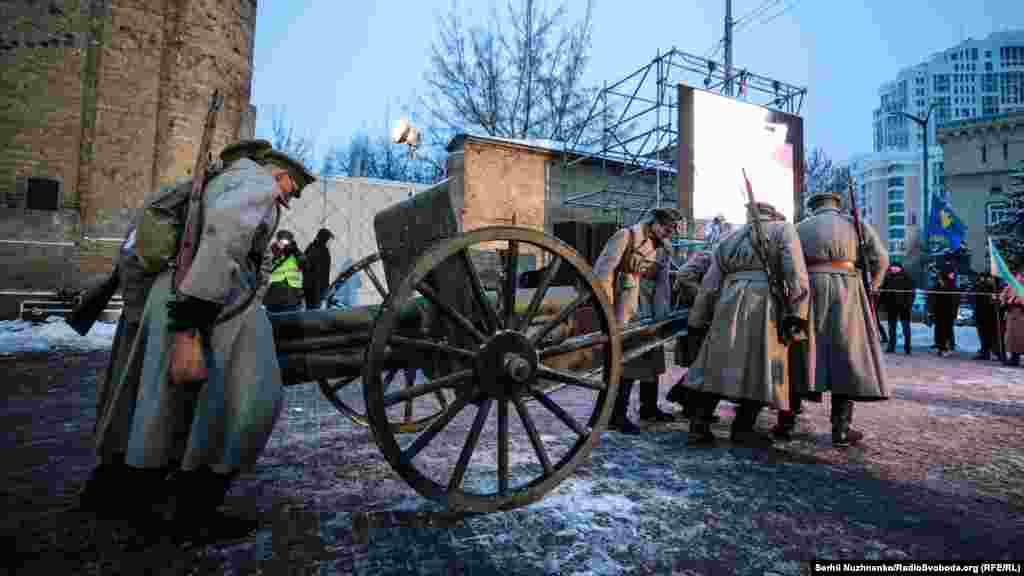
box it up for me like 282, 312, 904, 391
558, 47, 807, 229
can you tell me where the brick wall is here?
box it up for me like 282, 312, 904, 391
0, 0, 256, 292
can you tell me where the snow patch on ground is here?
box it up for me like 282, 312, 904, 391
0, 316, 117, 354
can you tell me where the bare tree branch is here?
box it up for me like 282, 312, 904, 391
270, 106, 315, 168
420, 0, 602, 148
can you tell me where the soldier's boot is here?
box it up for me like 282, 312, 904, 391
608, 380, 640, 435
666, 380, 688, 409
1004, 353, 1022, 367
729, 401, 774, 448
831, 395, 864, 448
167, 467, 258, 545
687, 393, 717, 446
771, 411, 797, 441
80, 455, 169, 522
771, 395, 807, 440
639, 379, 676, 422
78, 452, 127, 514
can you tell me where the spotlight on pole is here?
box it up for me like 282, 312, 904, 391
391, 117, 421, 159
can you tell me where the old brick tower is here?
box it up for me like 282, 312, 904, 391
0, 0, 257, 316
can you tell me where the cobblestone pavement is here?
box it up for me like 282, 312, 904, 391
2, 348, 1022, 575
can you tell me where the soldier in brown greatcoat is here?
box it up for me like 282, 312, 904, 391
593, 208, 683, 433
774, 191, 889, 447
683, 201, 810, 447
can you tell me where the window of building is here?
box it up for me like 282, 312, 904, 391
987, 203, 1011, 226
973, 48, 978, 60
981, 145, 987, 163
986, 50, 992, 59
889, 214, 905, 226
888, 189, 904, 202
889, 239, 906, 253
887, 176, 903, 187
1005, 142, 1010, 161
25, 177, 60, 211
888, 201, 904, 214
991, 186, 1003, 196
889, 227, 906, 240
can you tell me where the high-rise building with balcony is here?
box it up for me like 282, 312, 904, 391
852, 29, 1024, 272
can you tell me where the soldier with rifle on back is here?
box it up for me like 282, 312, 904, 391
683, 172, 810, 447
775, 183, 889, 447
73, 93, 315, 541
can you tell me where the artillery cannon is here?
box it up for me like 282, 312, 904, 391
270, 179, 688, 513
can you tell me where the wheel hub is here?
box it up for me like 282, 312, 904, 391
475, 330, 538, 399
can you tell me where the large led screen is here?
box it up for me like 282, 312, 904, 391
677, 84, 804, 227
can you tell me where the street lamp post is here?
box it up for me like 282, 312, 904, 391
895, 101, 941, 291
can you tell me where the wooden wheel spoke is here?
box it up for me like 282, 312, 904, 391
516, 257, 562, 331
382, 369, 472, 407
497, 398, 509, 495
364, 265, 388, 299
415, 281, 488, 344
402, 368, 415, 423
529, 291, 592, 346
401, 394, 471, 464
460, 250, 502, 332
327, 376, 359, 393
388, 335, 477, 360
448, 398, 492, 493
539, 333, 609, 358
529, 386, 589, 437
503, 241, 518, 329
535, 365, 607, 391
512, 396, 552, 475
433, 390, 450, 410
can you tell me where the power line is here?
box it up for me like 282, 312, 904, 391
733, 0, 784, 31
757, 0, 803, 27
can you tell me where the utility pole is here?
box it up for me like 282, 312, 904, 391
896, 101, 940, 292
724, 0, 734, 96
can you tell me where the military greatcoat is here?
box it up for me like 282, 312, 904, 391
684, 207, 810, 409
592, 222, 671, 380
796, 205, 889, 400
94, 157, 284, 475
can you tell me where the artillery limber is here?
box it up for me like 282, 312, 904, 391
269, 180, 689, 513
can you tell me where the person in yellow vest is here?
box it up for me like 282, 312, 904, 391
264, 229, 305, 313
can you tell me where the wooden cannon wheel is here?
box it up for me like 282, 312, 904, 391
363, 226, 622, 513
319, 252, 453, 433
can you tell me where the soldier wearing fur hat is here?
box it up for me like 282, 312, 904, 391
774, 191, 889, 447
79, 140, 316, 539
593, 207, 683, 433
683, 201, 810, 447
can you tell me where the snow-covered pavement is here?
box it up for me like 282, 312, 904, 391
0, 315, 989, 356
0, 317, 117, 355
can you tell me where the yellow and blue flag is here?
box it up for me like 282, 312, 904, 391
928, 193, 967, 250
989, 237, 1024, 298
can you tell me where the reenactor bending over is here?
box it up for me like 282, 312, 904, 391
684, 201, 810, 447
666, 248, 716, 420
79, 140, 315, 539
593, 208, 683, 433
776, 191, 889, 447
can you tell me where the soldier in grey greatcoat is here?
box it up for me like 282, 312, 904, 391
774, 191, 889, 447
666, 249, 714, 418
79, 141, 315, 537
684, 201, 810, 447
593, 208, 682, 433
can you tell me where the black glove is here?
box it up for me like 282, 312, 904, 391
167, 296, 223, 332
781, 315, 807, 342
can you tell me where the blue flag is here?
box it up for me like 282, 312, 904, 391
928, 193, 967, 250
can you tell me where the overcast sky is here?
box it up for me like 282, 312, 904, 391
251, 0, 1022, 169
